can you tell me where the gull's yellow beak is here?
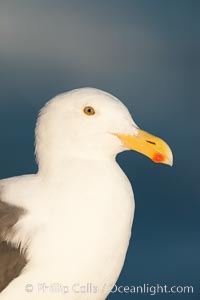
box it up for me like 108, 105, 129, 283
115, 129, 173, 166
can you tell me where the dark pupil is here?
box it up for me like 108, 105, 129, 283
87, 108, 92, 113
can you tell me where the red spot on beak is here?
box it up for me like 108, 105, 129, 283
153, 153, 165, 163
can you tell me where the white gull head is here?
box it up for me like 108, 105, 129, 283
35, 87, 172, 174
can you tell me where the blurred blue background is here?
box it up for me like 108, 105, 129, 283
0, 0, 199, 299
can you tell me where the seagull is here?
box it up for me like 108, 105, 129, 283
0, 88, 173, 299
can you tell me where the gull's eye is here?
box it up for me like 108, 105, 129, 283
83, 106, 95, 116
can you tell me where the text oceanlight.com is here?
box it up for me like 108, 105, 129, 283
110, 284, 194, 295
25, 282, 194, 296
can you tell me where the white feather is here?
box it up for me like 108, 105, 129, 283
1, 88, 137, 299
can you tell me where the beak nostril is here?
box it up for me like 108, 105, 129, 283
146, 140, 156, 145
